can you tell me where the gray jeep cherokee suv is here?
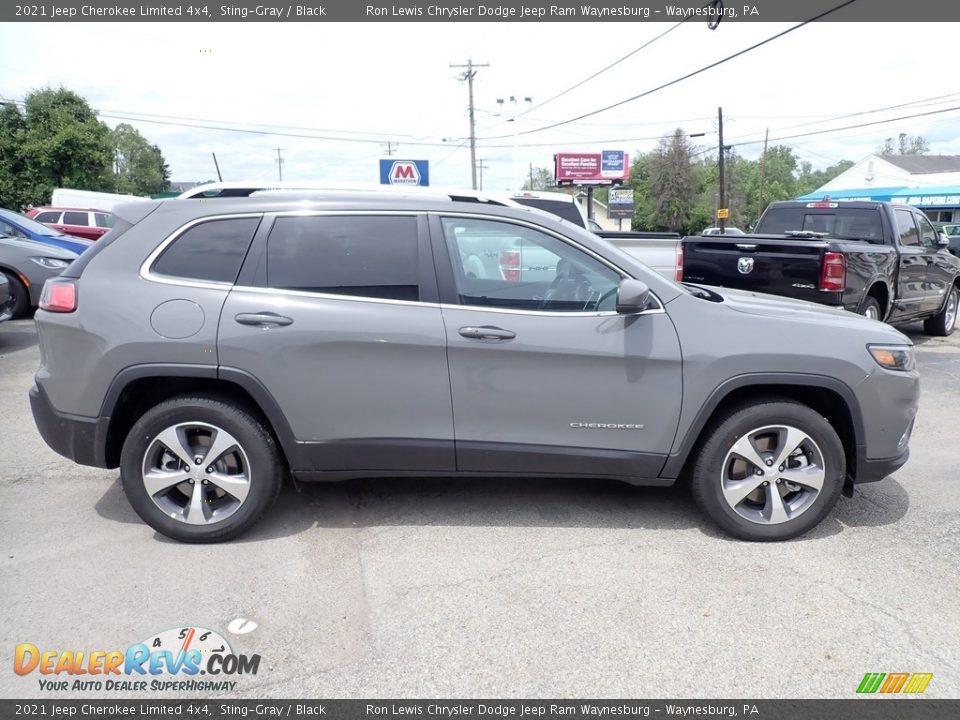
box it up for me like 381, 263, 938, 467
30, 191, 919, 542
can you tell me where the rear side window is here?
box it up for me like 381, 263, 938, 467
757, 207, 883, 241
152, 217, 260, 283
894, 210, 920, 247
34, 211, 61, 223
62, 211, 89, 226
266, 215, 419, 301
95, 213, 114, 228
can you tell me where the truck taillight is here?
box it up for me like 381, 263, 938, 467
675, 244, 684, 282
499, 249, 521, 282
819, 252, 845, 292
39, 279, 77, 313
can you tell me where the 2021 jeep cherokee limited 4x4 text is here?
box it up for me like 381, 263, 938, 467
30, 191, 919, 542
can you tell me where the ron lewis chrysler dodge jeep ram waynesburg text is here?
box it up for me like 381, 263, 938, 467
30, 191, 919, 542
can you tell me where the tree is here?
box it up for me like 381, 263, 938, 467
112, 123, 170, 194
5, 88, 115, 208
647, 129, 698, 232
878, 133, 929, 156
521, 165, 553, 191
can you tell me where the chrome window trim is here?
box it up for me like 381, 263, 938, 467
140, 212, 265, 288
439, 303, 665, 318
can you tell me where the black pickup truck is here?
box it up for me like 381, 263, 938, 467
682, 200, 960, 335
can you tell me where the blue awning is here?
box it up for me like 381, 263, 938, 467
889, 185, 960, 208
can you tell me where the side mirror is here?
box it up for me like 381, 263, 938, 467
616, 278, 651, 314
938, 232, 950, 248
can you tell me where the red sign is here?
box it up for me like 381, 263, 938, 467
554, 151, 629, 184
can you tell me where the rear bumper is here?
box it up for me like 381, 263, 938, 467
29, 383, 110, 468
854, 447, 910, 484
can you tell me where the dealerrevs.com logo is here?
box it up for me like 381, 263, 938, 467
14, 626, 261, 693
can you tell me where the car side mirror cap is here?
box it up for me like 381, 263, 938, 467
616, 278, 651, 314
938, 232, 950, 247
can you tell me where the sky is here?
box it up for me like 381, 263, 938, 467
2, 19, 959, 192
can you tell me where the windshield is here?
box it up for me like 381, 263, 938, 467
756, 207, 883, 241
0, 209, 61, 236
943, 224, 960, 237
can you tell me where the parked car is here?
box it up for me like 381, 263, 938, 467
26, 207, 114, 241
0, 272, 13, 323
31, 192, 917, 543
943, 223, 960, 257
683, 200, 960, 336
0, 236, 77, 318
0, 209, 93, 255
702, 227, 746, 235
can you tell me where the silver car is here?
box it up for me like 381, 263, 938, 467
0, 236, 77, 318
30, 191, 919, 543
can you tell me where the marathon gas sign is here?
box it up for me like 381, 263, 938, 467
555, 151, 629, 184
380, 159, 430, 186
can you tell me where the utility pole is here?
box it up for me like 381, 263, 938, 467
211, 152, 223, 182
757, 127, 769, 216
717, 107, 726, 234
451, 58, 489, 190
476, 159, 488, 190
381, 141, 398, 156
274, 147, 284, 181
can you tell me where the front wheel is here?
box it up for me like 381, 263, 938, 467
1, 272, 30, 319
923, 285, 958, 337
120, 396, 284, 543
690, 400, 845, 541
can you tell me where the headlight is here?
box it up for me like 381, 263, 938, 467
867, 344, 915, 371
30, 257, 71, 269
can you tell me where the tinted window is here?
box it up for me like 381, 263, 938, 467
757, 207, 883, 241
512, 197, 585, 227
266, 215, 419, 301
34, 211, 61, 223
441, 217, 621, 312
152, 217, 260, 283
62, 211, 89, 226
95, 213, 114, 228
894, 210, 920, 247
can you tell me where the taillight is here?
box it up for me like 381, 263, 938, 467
39, 279, 77, 313
675, 243, 684, 282
819, 252, 845, 292
499, 249, 521, 282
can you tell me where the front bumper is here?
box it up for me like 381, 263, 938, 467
29, 383, 110, 468
854, 447, 910, 484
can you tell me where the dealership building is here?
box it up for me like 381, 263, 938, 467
798, 154, 960, 225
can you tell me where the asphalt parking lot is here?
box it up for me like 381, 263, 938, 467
1, 316, 958, 699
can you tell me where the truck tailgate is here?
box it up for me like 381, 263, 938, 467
682, 236, 827, 303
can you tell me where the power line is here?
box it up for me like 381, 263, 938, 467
477, 0, 860, 141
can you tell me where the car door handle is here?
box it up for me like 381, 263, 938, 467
234, 312, 294, 327
459, 325, 516, 340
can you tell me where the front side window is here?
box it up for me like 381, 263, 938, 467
441, 217, 621, 312
152, 217, 260, 283
266, 215, 419, 301
916, 215, 938, 249
894, 210, 920, 247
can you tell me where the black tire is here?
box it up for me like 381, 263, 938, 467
120, 396, 284, 543
690, 399, 845, 541
1, 271, 30, 319
922, 285, 958, 337
859, 296, 882, 322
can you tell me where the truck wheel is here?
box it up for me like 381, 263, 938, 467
923, 286, 958, 337
120, 396, 284, 543
860, 296, 881, 321
1, 272, 30, 319
690, 400, 845, 541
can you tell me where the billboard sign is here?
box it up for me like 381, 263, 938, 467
379, 159, 429, 186
608, 188, 635, 219
555, 151, 629, 185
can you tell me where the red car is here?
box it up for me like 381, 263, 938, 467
25, 207, 114, 241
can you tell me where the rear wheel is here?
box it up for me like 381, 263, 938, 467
120, 396, 283, 543
860, 296, 881, 321
1, 272, 30, 319
923, 285, 958, 337
690, 400, 845, 541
